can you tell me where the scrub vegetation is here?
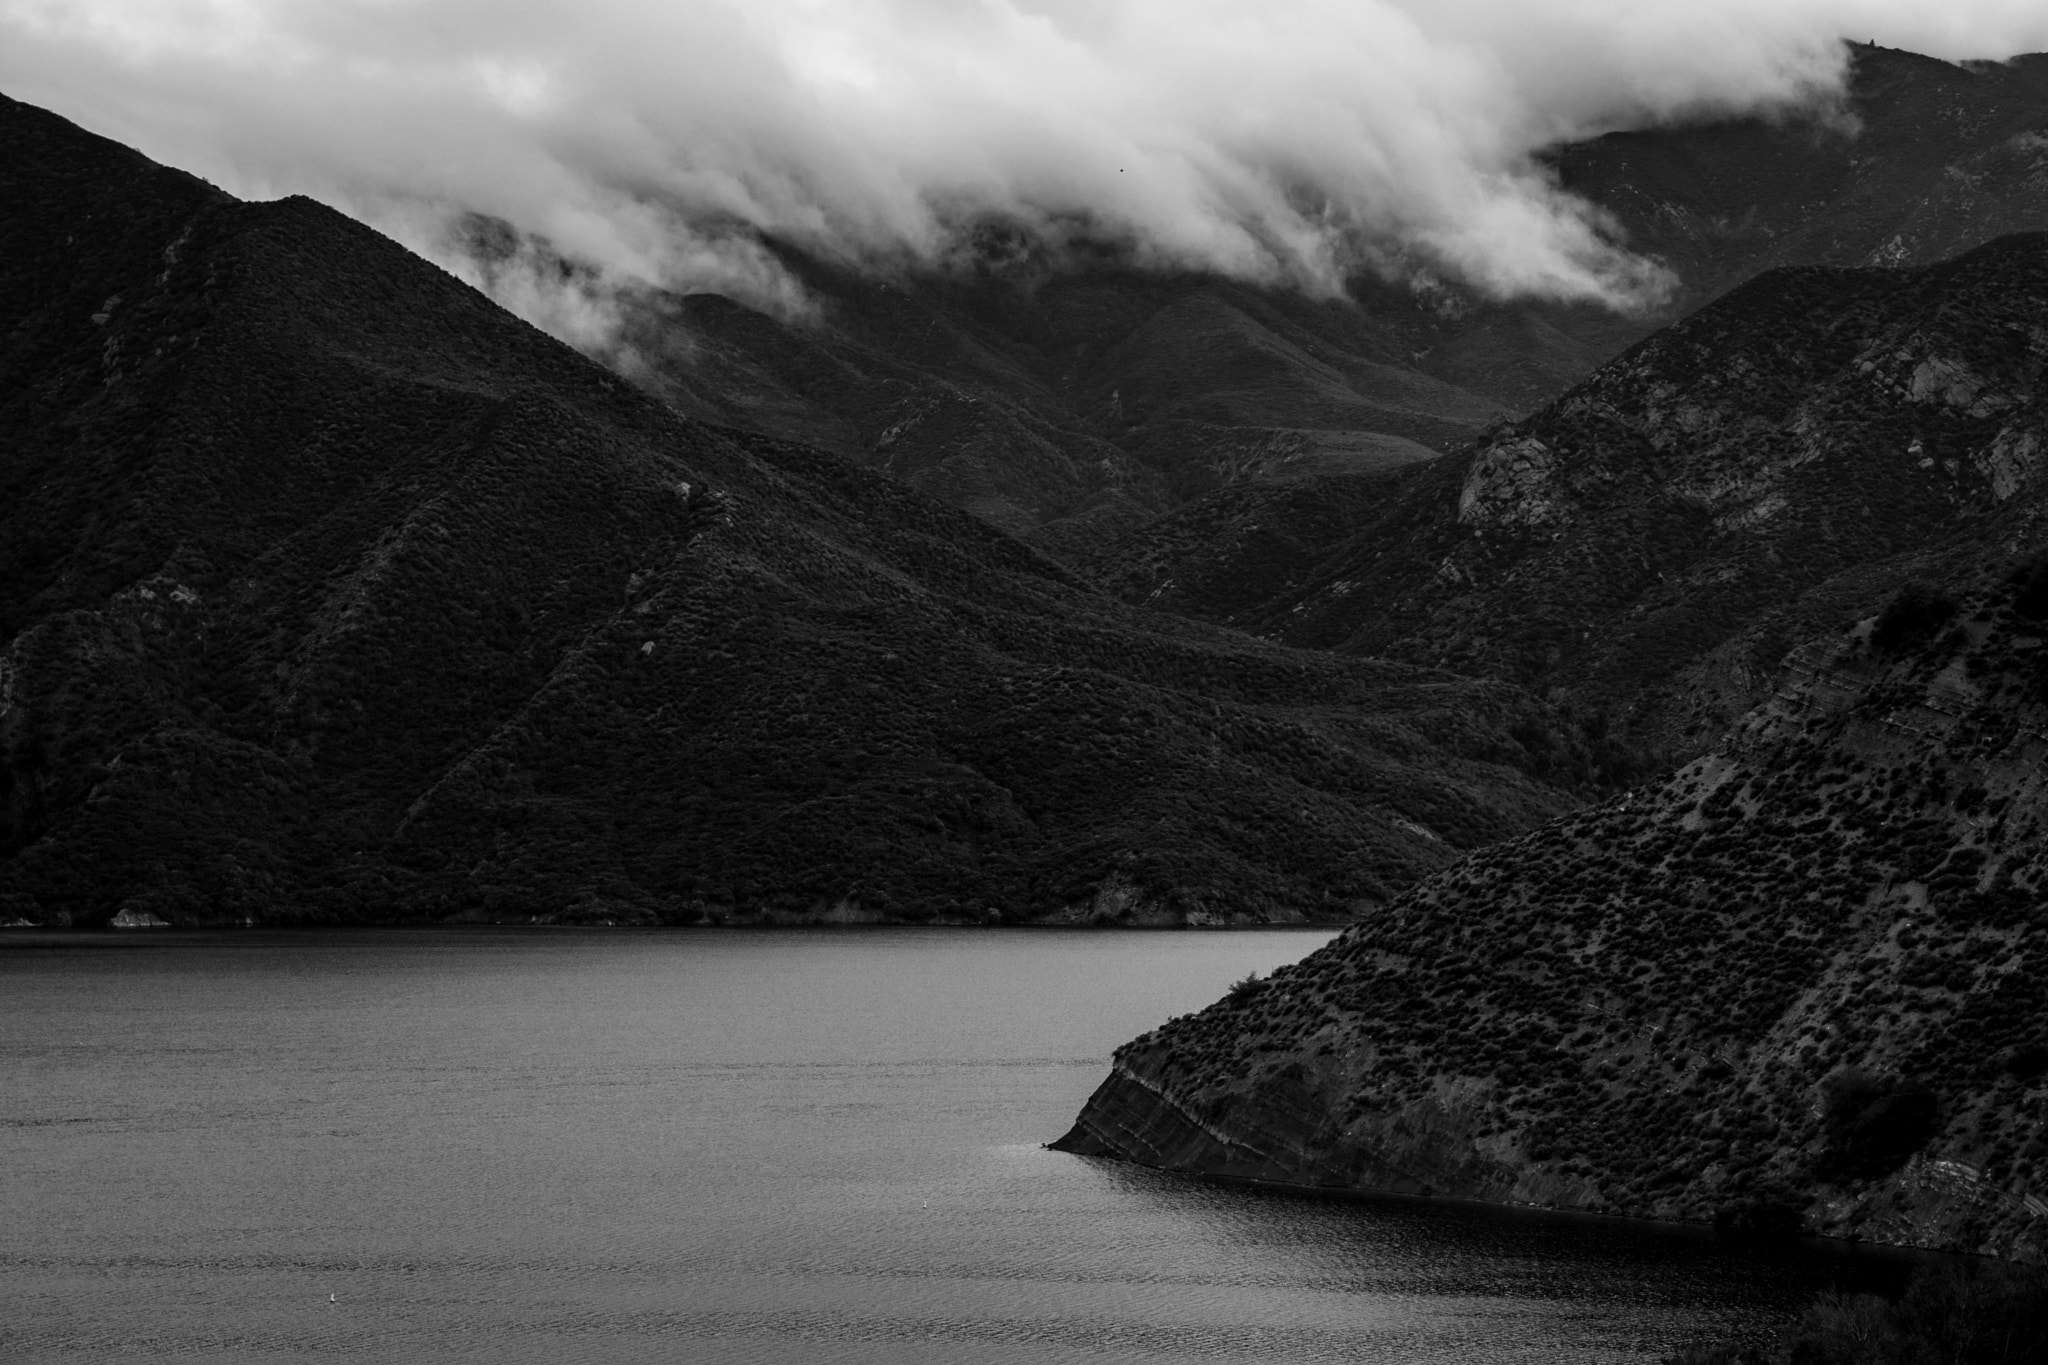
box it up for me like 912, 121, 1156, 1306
0, 93, 1590, 927
1082, 559, 2048, 1259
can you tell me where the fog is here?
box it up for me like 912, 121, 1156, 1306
6, 0, 2048, 327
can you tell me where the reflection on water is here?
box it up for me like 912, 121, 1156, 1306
2, 928, 1904, 1363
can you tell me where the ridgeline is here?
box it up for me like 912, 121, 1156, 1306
0, 93, 1592, 927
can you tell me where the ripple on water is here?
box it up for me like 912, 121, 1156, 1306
1, 927, 1905, 1363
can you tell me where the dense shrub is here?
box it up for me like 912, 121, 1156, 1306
2000, 1044, 2048, 1081
1871, 585, 1960, 654
1815, 1071, 1940, 1182
2008, 553, 2048, 621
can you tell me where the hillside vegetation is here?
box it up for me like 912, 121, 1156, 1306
1134, 232, 2048, 770
0, 93, 1595, 927
522, 48, 2048, 563
1087, 48, 2048, 735
1061, 561, 2048, 1257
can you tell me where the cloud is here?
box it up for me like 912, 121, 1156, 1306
5, 0, 2048, 333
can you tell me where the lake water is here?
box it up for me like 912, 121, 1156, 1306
3, 928, 1905, 1363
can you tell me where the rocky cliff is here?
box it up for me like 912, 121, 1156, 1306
1061, 564, 2048, 1260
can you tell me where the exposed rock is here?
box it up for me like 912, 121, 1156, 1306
1457, 437, 1564, 528
1978, 428, 2045, 502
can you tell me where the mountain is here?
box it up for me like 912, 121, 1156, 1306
1058, 560, 2048, 1260
0, 92, 1594, 928
1107, 231, 2048, 773
1048, 48, 2048, 1264
610, 44, 2048, 563
573, 241, 1497, 557
1554, 45, 2048, 317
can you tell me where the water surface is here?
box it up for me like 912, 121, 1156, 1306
3, 928, 1900, 1362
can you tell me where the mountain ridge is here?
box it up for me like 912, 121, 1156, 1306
595, 43, 2048, 564
0, 91, 1590, 928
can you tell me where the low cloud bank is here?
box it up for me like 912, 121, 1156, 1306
6, 0, 2047, 330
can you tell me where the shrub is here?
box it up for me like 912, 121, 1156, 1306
1816, 1069, 1940, 1181
1871, 584, 1960, 654
2009, 553, 2048, 621
2000, 1043, 2048, 1081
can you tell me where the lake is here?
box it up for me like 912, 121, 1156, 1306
2, 928, 1903, 1362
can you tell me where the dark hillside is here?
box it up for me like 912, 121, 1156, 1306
1069, 464, 1437, 629
1556, 46, 2048, 316
0, 94, 1587, 927
1231, 233, 2048, 759
631, 44, 2048, 565
1081, 45, 2048, 647
1060, 558, 2048, 1259
613, 249, 1491, 555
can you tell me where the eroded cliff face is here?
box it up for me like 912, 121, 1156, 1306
1061, 567, 2048, 1260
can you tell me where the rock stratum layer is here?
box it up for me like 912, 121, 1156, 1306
1061, 568, 2048, 1259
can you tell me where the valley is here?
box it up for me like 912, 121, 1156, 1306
4, 34, 2048, 1272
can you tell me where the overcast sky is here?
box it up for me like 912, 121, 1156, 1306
6, 0, 2048, 332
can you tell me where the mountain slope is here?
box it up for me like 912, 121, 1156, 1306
1420, 42, 2048, 408
1076, 47, 2048, 650
1555, 46, 2048, 313
1059, 563, 2048, 1260
0, 92, 1588, 927
612, 44, 2048, 563
1181, 233, 2048, 762
616, 253, 1493, 553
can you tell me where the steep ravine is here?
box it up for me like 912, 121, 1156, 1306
1060, 567, 2048, 1260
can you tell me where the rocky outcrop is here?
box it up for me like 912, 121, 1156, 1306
1456, 436, 1564, 528
1062, 565, 2048, 1261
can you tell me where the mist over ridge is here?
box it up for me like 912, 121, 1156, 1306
8, 0, 2048, 345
